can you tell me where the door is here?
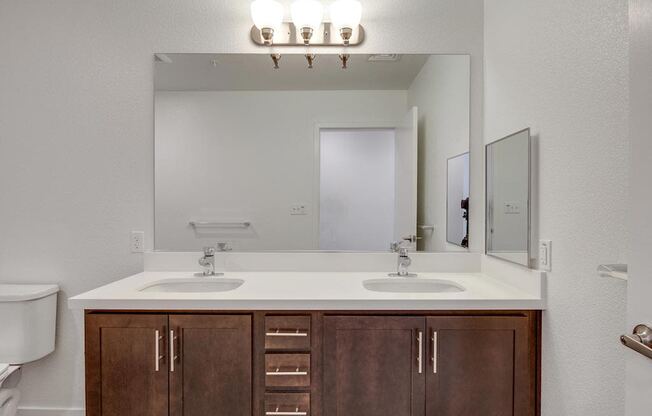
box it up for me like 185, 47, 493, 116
318, 128, 397, 251
626, 0, 652, 414
323, 316, 425, 416
394, 107, 418, 245
169, 314, 252, 416
85, 314, 169, 416
425, 316, 533, 416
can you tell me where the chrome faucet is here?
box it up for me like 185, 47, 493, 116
198, 244, 232, 276
389, 237, 418, 277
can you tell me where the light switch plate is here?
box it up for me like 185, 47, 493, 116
131, 231, 145, 253
290, 204, 308, 215
538, 240, 552, 271
504, 201, 521, 214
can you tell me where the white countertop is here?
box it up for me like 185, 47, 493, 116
68, 271, 545, 310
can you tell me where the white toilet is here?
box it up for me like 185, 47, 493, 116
0, 284, 59, 416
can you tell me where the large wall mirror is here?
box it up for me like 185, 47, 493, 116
485, 129, 531, 266
154, 54, 470, 252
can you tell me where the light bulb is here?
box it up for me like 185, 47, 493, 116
291, 0, 324, 44
251, 0, 284, 44
330, 0, 361, 44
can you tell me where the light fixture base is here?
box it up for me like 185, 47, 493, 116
250, 22, 364, 46
260, 27, 275, 45
339, 27, 353, 45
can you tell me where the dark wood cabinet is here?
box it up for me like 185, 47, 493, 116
85, 311, 539, 416
85, 314, 252, 416
323, 316, 426, 416
169, 315, 252, 416
425, 316, 534, 416
85, 314, 169, 416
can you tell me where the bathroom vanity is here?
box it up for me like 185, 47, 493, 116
71, 267, 544, 416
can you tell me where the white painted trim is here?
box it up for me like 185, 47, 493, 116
18, 407, 85, 416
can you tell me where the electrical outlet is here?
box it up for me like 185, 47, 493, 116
131, 231, 145, 253
290, 204, 308, 215
538, 240, 552, 271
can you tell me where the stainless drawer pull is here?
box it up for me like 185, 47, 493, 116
154, 330, 163, 372
266, 367, 308, 376
170, 329, 178, 372
266, 407, 307, 416
417, 330, 423, 374
266, 329, 308, 337
431, 331, 438, 374
621, 324, 652, 360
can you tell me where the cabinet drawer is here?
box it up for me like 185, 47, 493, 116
265, 316, 311, 350
264, 393, 310, 416
265, 354, 311, 387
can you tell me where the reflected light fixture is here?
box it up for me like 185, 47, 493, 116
251, 0, 284, 45
330, 0, 362, 45
291, 0, 324, 44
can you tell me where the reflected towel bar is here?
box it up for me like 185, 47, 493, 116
189, 221, 251, 228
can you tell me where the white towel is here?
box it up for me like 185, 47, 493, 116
0, 388, 20, 416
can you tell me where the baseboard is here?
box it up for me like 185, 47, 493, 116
18, 407, 85, 416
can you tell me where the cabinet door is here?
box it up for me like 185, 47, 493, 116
426, 316, 533, 416
323, 316, 426, 416
85, 314, 169, 416
169, 315, 252, 416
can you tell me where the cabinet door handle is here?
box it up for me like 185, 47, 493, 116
266, 409, 307, 416
154, 330, 163, 372
265, 329, 309, 337
266, 367, 309, 376
431, 330, 438, 374
170, 329, 177, 372
417, 330, 423, 374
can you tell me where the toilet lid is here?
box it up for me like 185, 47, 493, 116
0, 364, 8, 377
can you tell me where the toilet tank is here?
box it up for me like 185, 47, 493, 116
0, 284, 59, 364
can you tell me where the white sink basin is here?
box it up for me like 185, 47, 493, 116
140, 278, 244, 293
363, 278, 465, 293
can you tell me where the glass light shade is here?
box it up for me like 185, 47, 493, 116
251, 0, 284, 32
291, 0, 324, 30
330, 0, 362, 31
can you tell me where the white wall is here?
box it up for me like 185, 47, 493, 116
626, 0, 652, 414
407, 55, 471, 252
0, 0, 484, 413
319, 129, 396, 251
484, 1, 628, 415
155, 90, 406, 251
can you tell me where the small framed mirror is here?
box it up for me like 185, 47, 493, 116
485, 128, 531, 267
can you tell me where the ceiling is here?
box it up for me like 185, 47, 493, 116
154, 53, 431, 91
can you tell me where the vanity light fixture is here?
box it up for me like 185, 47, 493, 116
291, 0, 324, 44
250, 0, 364, 48
330, 0, 362, 45
339, 53, 350, 69
251, 0, 284, 45
270, 53, 281, 69
305, 53, 316, 69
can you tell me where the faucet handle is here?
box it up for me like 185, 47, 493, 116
202, 246, 216, 256
402, 235, 421, 243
